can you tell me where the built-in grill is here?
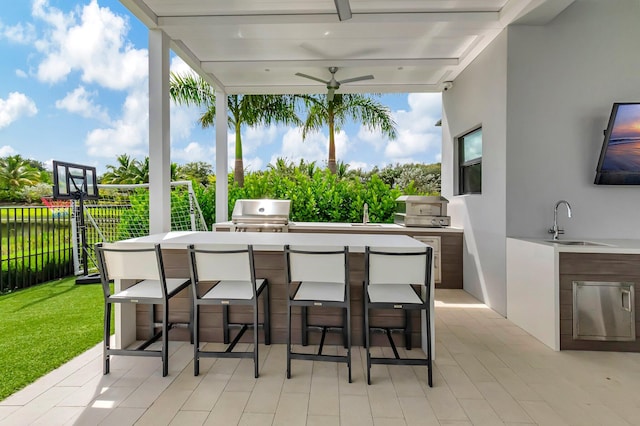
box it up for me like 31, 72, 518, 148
394, 195, 451, 227
231, 199, 291, 232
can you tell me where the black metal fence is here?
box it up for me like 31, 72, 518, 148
0, 206, 74, 294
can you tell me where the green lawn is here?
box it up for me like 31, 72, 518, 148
0, 277, 108, 401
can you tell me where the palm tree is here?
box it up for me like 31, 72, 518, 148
101, 154, 139, 184
102, 155, 178, 184
169, 73, 301, 187
0, 155, 41, 195
300, 94, 397, 174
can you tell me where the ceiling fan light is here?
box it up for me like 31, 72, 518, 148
334, 0, 352, 21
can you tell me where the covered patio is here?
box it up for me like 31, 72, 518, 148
4, 289, 640, 425
122, 0, 573, 230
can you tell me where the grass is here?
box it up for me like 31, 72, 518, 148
0, 276, 108, 401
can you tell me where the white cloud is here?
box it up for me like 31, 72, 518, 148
366, 93, 442, 165
242, 125, 280, 155
172, 142, 214, 163
55, 86, 110, 123
85, 88, 148, 158
347, 161, 371, 172
0, 21, 36, 44
0, 92, 38, 129
0, 146, 17, 156
33, 0, 147, 90
15, 69, 28, 78
271, 127, 349, 167
170, 56, 197, 77
244, 156, 264, 172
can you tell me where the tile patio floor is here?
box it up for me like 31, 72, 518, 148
2, 289, 640, 425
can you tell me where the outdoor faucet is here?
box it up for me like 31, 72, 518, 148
363, 203, 369, 224
549, 200, 572, 240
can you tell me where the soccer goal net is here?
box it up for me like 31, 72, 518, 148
72, 180, 208, 276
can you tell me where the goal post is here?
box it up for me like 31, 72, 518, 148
73, 180, 208, 276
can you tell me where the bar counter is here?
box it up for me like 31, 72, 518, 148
115, 231, 434, 354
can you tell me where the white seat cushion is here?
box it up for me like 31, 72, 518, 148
294, 281, 345, 302
202, 279, 266, 300
367, 284, 422, 304
111, 278, 189, 300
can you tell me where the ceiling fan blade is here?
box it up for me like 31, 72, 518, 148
338, 74, 374, 85
327, 88, 336, 101
334, 0, 352, 21
295, 72, 329, 85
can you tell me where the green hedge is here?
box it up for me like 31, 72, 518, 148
118, 164, 437, 232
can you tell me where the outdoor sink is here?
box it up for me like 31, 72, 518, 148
350, 223, 382, 227
545, 240, 611, 247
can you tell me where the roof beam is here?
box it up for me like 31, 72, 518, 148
171, 40, 226, 91
201, 58, 459, 69
158, 11, 499, 27
119, 0, 158, 28
221, 83, 443, 95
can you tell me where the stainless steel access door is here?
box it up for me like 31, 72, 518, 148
573, 281, 635, 341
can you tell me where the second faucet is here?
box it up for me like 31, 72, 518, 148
549, 200, 572, 240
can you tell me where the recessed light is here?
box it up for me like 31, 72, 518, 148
324, 31, 330, 36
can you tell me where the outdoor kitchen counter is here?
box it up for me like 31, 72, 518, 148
114, 231, 435, 357
214, 221, 464, 233
507, 237, 640, 351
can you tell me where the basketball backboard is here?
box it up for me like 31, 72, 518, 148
52, 160, 99, 200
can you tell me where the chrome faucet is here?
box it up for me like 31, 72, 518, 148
549, 200, 572, 240
363, 203, 369, 224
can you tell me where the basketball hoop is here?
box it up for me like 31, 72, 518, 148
41, 197, 71, 218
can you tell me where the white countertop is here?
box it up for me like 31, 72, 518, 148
508, 237, 640, 254
214, 221, 464, 233
119, 231, 427, 252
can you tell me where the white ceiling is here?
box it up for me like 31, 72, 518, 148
120, 0, 574, 95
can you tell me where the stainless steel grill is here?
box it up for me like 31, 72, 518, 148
394, 195, 451, 227
231, 199, 291, 232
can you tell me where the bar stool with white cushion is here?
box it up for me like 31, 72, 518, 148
284, 245, 351, 382
95, 242, 191, 377
188, 244, 270, 378
364, 245, 433, 386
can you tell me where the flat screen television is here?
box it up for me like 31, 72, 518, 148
594, 102, 640, 185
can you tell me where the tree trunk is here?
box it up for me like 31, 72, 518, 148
328, 106, 336, 174
234, 123, 244, 187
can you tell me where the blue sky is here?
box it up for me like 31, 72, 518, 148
0, 0, 443, 175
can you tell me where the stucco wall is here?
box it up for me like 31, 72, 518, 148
441, 31, 508, 315
442, 0, 640, 316
506, 0, 640, 239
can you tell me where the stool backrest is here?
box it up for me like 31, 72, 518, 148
366, 246, 432, 286
285, 245, 348, 284
188, 244, 254, 282
96, 242, 163, 281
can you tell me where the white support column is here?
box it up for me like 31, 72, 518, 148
215, 89, 228, 223
148, 29, 171, 233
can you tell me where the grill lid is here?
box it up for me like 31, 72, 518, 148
231, 199, 291, 225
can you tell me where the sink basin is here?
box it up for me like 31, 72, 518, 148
350, 223, 382, 227
545, 240, 611, 246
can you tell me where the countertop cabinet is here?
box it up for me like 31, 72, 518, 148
413, 236, 441, 284
507, 237, 640, 352
560, 253, 640, 351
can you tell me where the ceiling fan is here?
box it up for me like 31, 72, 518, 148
295, 67, 374, 101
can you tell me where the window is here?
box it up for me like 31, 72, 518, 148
458, 127, 482, 194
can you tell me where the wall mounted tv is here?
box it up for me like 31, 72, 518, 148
595, 102, 640, 185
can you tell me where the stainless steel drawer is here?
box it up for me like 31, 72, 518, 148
573, 281, 635, 341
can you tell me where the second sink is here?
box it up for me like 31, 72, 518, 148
545, 240, 611, 246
